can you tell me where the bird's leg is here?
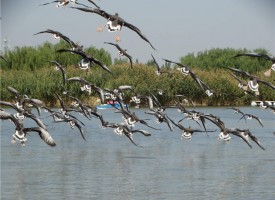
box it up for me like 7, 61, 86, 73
115, 30, 121, 42
11, 137, 16, 144
21, 141, 26, 147
115, 34, 121, 42
96, 24, 105, 32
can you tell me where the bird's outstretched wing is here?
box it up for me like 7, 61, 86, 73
0, 55, 12, 67
224, 67, 253, 78
34, 29, 79, 48
234, 53, 275, 62
70, 7, 111, 19
39, 1, 59, 6
90, 57, 113, 74
122, 20, 156, 50
23, 127, 56, 147
249, 133, 265, 150
256, 79, 275, 90
104, 42, 133, 68
151, 54, 161, 72
87, 0, 100, 9
104, 42, 122, 51
56, 49, 87, 59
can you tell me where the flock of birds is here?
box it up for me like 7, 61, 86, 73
1, 0, 274, 150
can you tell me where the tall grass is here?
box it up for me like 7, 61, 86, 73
1, 64, 274, 106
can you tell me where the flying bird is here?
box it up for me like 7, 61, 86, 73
1, 110, 55, 147
151, 54, 173, 76
238, 113, 264, 127
104, 42, 133, 68
56, 49, 113, 74
23, 127, 56, 147
34, 29, 84, 52
227, 107, 245, 116
40, 0, 91, 8
107, 123, 151, 146
70, 7, 156, 50
45, 60, 67, 85
66, 77, 105, 103
234, 52, 275, 62
163, 58, 214, 96
225, 67, 275, 96
233, 52, 275, 76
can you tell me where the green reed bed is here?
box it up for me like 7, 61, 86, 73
1, 64, 274, 107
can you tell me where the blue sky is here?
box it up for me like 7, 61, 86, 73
1, 0, 275, 64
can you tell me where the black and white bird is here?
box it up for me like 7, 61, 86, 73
34, 29, 84, 52
225, 67, 275, 96
0, 110, 56, 147
70, 7, 156, 50
66, 77, 105, 103
40, 0, 91, 8
151, 54, 173, 76
45, 60, 67, 85
106, 123, 151, 146
202, 114, 265, 150
227, 107, 245, 116
104, 42, 133, 68
22, 127, 57, 147
163, 58, 214, 96
56, 49, 113, 74
238, 113, 264, 127
168, 116, 216, 139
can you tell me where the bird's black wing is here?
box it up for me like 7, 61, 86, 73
86, 0, 100, 9
89, 57, 113, 74
234, 53, 274, 61
74, 121, 86, 141
124, 53, 133, 68
104, 42, 133, 68
104, 42, 122, 51
224, 67, 253, 78
229, 129, 252, 149
56, 49, 88, 59
151, 54, 161, 72
70, 7, 111, 19
248, 133, 265, 150
0, 55, 10, 64
188, 70, 206, 91
0, 110, 21, 129
250, 115, 264, 127
23, 127, 56, 147
162, 58, 187, 68
66, 77, 91, 86
39, 1, 59, 6
34, 29, 61, 36
122, 20, 156, 50
256, 79, 275, 90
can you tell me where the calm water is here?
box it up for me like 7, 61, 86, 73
1, 107, 275, 200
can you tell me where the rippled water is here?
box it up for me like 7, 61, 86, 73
1, 107, 275, 200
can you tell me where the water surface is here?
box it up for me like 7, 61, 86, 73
1, 107, 275, 200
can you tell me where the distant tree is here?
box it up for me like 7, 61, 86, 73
179, 47, 271, 73
146, 59, 155, 67
114, 58, 129, 65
